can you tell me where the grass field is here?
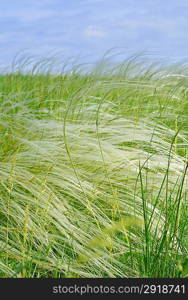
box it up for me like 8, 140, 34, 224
0, 55, 188, 277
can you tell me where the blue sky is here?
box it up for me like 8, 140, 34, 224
0, 0, 188, 67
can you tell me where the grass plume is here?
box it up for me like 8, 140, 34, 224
0, 53, 187, 277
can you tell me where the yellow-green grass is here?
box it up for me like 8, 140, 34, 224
0, 55, 187, 277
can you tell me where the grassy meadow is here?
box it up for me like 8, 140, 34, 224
0, 55, 188, 277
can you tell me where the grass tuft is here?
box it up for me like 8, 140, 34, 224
0, 54, 187, 277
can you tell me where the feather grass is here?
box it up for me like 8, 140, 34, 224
0, 54, 187, 277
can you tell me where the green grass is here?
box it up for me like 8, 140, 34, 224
0, 54, 188, 278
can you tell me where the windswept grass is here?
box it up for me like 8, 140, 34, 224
0, 54, 188, 277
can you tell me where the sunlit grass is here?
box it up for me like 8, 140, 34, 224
0, 54, 187, 277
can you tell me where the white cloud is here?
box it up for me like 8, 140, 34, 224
85, 26, 107, 38
0, 9, 57, 23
